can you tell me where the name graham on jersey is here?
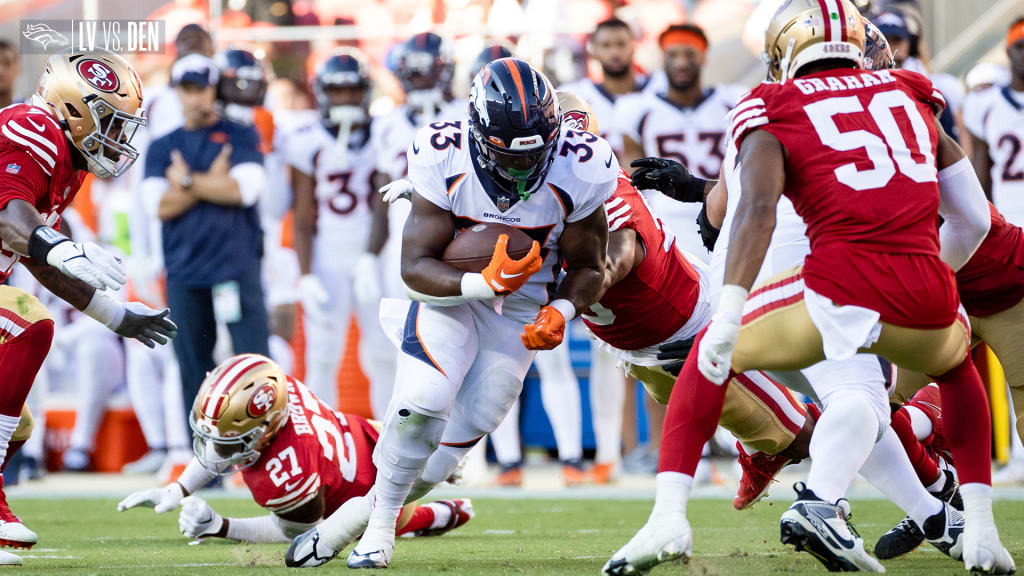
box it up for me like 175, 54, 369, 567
286, 385, 313, 436
482, 212, 521, 223
793, 69, 896, 95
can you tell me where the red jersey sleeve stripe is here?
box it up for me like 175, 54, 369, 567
1, 125, 54, 175
264, 473, 320, 506
725, 98, 765, 123
8, 120, 58, 157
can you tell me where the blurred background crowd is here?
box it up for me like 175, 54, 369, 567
0, 0, 1021, 491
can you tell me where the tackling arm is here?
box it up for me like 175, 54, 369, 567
935, 118, 990, 271
0, 198, 47, 256
595, 228, 642, 302
554, 207, 608, 315
179, 489, 325, 543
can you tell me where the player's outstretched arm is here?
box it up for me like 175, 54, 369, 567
522, 207, 607, 351
0, 199, 125, 291
182, 491, 324, 543
596, 228, 641, 302
934, 118, 990, 272
25, 259, 177, 348
629, 158, 716, 203
697, 131, 785, 385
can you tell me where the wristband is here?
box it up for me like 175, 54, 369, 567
27, 225, 70, 263
670, 175, 709, 203
83, 290, 125, 329
715, 284, 749, 324
460, 273, 496, 300
549, 298, 576, 323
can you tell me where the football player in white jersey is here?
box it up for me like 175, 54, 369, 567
615, 23, 746, 263
559, 17, 653, 158
287, 58, 618, 569
966, 18, 1024, 228
289, 49, 393, 415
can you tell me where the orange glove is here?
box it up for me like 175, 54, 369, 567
521, 305, 567, 350
481, 235, 543, 295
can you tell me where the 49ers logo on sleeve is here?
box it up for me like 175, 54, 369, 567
76, 59, 120, 93
562, 110, 590, 132
247, 384, 278, 418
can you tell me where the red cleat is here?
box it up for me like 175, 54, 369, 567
414, 499, 475, 537
733, 442, 790, 510
0, 478, 35, 549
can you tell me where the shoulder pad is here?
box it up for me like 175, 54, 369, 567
560, 129, 619, 185
407, 119, 464, 169
1, 106, 66, 176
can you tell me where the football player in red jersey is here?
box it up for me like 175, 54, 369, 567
0, 48, 176, 557
607, 1, 1014, 574
117, 354, 473, 550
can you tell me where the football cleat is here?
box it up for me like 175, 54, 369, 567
285, 527, 338, 568
0, 550, 20, 565
734, 442, 790, 510
875, 469, 961, 559
779, 483, 884, 573
563, 461, 586, 487
587, 462, 616, 485
493, 463, 523, 487
414, 499, 474, 537
0, 478, 35, 550
121, 449, 167, 475
921, 503, 964, 561
602, 514, 691, 576
964, 525, 1016, 575
347, 526, 395, 569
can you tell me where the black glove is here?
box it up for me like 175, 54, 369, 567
115, 303, 178, 348
630, 158, 707, 203
656, 337, 696, 377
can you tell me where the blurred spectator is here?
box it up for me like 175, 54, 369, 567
142, 54, 270, 428
0, 40, 20, 107
965, 62, 1010, 94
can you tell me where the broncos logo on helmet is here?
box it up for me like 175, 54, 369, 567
468, 58, 561, 201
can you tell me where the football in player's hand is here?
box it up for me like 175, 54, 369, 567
443, 223, 534, 273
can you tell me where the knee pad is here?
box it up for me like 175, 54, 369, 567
12, 405, 32, 443
458, 366, 522, 437
420, 444, 467, 486
822, 390, 889, 443
374, 404, 446, 486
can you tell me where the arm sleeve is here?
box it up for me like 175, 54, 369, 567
937, 156, 990, 272
223, 514, 291, 543
229, 162, 265, 207
0, 149, 49, 211
406, 126, 452, 210
726, 89, 771, 151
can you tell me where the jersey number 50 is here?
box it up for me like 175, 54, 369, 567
804, 89, 937, 190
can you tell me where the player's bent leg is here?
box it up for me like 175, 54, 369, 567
350, 302, 478, 569
971, 299, 1024, 445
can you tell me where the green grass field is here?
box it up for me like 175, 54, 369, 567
8, 497, 1024, 575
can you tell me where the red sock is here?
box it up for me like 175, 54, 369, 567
890, 407, 940, 486
932, 356, 991, 486
0, 321, 52, 417
396, 506, 435, 536
804, 402, 821, 422
658, 328, 730, 476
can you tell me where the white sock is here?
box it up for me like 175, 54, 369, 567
425, 502, 454, 529
860, 427, 943, 528
806, 395, 878, 503
0, 414, 19, 465
650, 472, 693, 519
926, 472, 947, 492
960, 483, 995, 528
904, 405, 933, 441
589, 345, 625, 464
319, 495, 371, 549
536, 347, 583, 462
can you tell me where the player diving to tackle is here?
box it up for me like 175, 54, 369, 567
117, 354, 473, 545
607, 1, 1014, 574
0, 48, 176, 560
286, 57, 618, 569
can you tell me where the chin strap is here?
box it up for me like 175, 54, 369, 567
509, 167, 533, 200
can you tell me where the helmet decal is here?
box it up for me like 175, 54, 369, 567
563, 110, 589, 132
247, 383, 278, 418
76, 59, 120, 93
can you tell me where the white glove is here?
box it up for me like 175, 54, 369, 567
46, 240, 126, 291
379, 178, 413, 204
697, 285, 747, 385
117, 483, 185, 514
298, 274, 330, 325
178, 496, 224, 540
353, 253, 381, 307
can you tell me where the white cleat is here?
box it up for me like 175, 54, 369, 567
0, 550, 21, 566
779, 483, 884, 573
0, 521, 37, 550
602, 514, 691, 575
285, 528, 338, 568
964, 525, 1016, 575
347, 526, 395, 569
